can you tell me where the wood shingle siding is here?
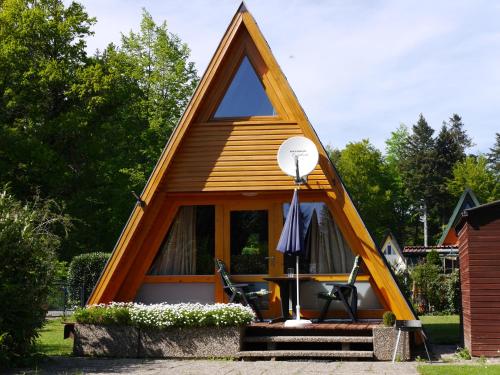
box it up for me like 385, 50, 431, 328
164, 122, 331, 192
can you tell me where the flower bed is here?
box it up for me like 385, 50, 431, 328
72, 302, 254, 358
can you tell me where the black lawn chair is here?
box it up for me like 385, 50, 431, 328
215, 258, 270, 322
317, 255, 361, 322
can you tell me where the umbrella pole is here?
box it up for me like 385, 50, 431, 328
295, 255, 300, 320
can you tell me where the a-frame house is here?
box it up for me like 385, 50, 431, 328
89, 4, 415, 321
380, 231, 407, 272
438, 188, 480, 246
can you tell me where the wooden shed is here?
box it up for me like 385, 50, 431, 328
88, 4, 415, 321
455, 200, 500, 357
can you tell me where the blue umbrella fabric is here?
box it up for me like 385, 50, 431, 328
277, 189, 304, 254
276, 188, 311, 325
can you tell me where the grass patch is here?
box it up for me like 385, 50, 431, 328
418, 364, 500, 375
34, 318, 73, 356
420, 315, 460, 345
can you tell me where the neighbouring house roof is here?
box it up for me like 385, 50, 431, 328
437, 188, 480, 245
455, 199, 500, 233
380, 231, 405, 258
403, 245, 458, 255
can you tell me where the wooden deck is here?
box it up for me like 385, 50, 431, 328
249, 321, 379, 331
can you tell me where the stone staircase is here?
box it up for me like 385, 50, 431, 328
238, 322, 376, 360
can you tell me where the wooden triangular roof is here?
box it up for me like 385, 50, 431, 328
88, 4, 415, 320
438, 188, 480, 245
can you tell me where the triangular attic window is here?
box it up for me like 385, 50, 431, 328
214, 56, 275, 118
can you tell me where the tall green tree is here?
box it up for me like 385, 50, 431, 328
0, 0, 95, 199
433, 114, 472, 227
447, 155, 499, 203
399, 114, 438, 243
333, 139, 395, 243
401, 115, 437, 204
385, 124, 412, 244
59, 10, 198, 258
385, 124, 410, 167
0, 1, 198, 259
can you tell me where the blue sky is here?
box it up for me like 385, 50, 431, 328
78, 0, 499, 154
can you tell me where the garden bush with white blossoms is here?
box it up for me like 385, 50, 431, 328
74, 302, 255, 328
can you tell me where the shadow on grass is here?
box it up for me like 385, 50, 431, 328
424, 322, 460, 345
420, 315, 460, 345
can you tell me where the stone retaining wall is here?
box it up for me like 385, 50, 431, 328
73, 324, 242, 358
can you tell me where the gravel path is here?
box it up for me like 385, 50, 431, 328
15, 357, 420, 375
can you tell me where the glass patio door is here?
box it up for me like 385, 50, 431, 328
229, 210, 269, 275
222, 202, 282, 317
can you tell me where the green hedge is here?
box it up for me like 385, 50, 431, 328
67, 252, 110, 306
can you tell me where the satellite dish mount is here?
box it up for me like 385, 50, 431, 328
294, 155, 305, 185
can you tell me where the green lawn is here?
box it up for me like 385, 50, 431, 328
418, 364, 500, 375
420, 315, 460, 345
35, 318, 73, 356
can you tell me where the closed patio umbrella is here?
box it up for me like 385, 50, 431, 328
277, 188, 312, 326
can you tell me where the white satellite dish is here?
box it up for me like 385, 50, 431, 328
277, 136, 319, 182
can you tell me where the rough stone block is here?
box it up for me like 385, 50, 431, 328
139, 326, 242, 358
73, 324, 139, 357
373, 326, 410, 361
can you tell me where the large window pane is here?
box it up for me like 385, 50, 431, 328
149, 205, 215, 275
282, 202, 355, 274
214, 56, 275, 118
230, 210, 268, 274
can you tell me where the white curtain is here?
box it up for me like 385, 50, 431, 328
149, 206, 197, 275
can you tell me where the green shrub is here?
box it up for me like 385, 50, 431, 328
445, 269, 461, 314
67, 252, 110, 306
0, 188, 70, 367
74, 303, 132, 325
455, 346, 471, 360
383, 311, 396, 327
394, 268, 412, 301
411, 262, 446, 313
426, 250, 441, 266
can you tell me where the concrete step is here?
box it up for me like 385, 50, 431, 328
244, 335, 373, 344
237, 350, 374, 359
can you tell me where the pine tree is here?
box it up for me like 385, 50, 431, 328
448, 114, 473, 153
401, 115, 437, 204
487, 133, 500, 178
400, 114, 438, 243
433, 114, 471, 228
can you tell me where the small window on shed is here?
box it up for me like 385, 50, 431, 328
387, 245, 392, 255
214, 56, 275, 118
